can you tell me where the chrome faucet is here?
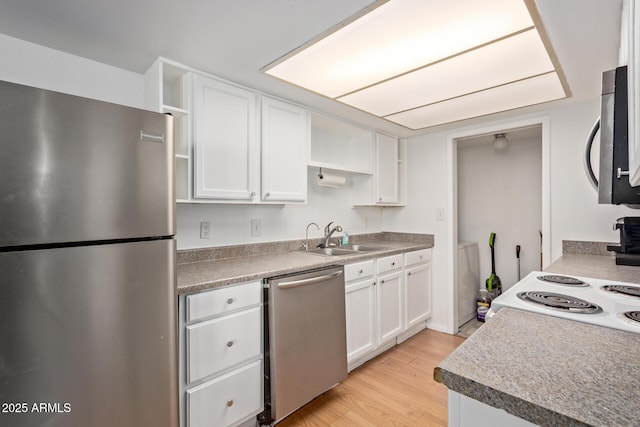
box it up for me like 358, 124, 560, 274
322, 222, 343, 248
304, 222, 320, 250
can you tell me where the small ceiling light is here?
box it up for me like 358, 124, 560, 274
493, 133, 509, 150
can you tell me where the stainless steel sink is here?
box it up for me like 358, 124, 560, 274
305, 247, 358, 256
341, 244, 387, 252
302, 244, 388, 256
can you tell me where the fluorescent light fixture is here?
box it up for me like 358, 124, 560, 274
263, 0, 569, 130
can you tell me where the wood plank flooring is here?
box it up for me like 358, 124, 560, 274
278, 329, 466, 426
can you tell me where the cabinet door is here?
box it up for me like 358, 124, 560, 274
261, 97, 308, 202
345, 279, 377, 365
405, 263, 432, 329
375, 132, 399, 204
192, 74, 259, 200
377, 270, 404, 346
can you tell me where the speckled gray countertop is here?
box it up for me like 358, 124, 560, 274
436, 247, 640, 426
176, 232, 433, 294
435, 308, 640, 426
546, 253, 640, 284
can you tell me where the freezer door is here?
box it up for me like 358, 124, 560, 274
0, 239, 178, 427
0, 80, 174, 247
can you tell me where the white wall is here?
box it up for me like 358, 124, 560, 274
382, 133, 450, 331
0, 33, 144, 108
176, 169, 383, 249
384, 100, 639, 334
457, 134, 542, 291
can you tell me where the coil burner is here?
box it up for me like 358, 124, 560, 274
600, 284, 640, 299
516, 291, 602, 314
618, 311, 640, 326
536, 275, 588, 287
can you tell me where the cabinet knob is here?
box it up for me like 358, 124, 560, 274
227, 400, 234, 408
381, 280, 385, 284
226, 341, 234, 348
250, 192, 256, 197
379, 197, 382, 201
391, 262, 395, 266
359, 269, 363, 274
227, 298, 234, 305
265, 192, 271, 198
408, 272, 411, 276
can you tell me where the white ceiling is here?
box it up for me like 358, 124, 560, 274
0, 0, 623, 137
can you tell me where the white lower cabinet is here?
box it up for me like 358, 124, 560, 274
404, 249, 432, 329
345, 249, 433, 371
180, 280, 263, 427
345, 261, 377, 364
376, 270, 403, 346
187, 360, 263, 427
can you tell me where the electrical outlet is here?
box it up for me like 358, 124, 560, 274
200, 221, 211, 239
251, 218, 262, 237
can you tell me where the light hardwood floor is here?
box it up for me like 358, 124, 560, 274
278, 329, 466, 426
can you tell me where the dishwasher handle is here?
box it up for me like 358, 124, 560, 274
277, 270, 343, 289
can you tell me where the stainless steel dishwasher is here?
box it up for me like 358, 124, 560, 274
259, 266, 347, 425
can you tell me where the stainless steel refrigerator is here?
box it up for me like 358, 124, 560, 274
0, 80, 178, 427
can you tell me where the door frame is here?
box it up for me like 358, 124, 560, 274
444, 115, 551, 334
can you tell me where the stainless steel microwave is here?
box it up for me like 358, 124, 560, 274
585, 66, 640, 207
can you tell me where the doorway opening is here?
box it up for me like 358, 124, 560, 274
445, 116, 550, 334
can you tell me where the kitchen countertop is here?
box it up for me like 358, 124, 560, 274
435, 251, 640, 426
435, 307, 640, 426
177, 235, 432, 294
545, 253, 640, 284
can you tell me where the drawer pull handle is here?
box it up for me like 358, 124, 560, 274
227, 298, 234, 304
226, 341, 234, 348
227, 400, 234, 407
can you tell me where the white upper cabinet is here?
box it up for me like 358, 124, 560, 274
261, 97, 309, 202
376, 133, 400, 204
352, 132, 403, 206
192, 74, 260, 201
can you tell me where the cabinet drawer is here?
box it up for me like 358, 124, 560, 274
405, 249, 432, 266
377, 254, 403, 274
187, 307, 261, 384
186, 280, 261, 322
187, 359, 262, 427
344, 260, 375, 282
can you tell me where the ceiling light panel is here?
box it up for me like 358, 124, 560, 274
385, 72, 565, 129
265, 0, 535, 98
338, 28, 554, 116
